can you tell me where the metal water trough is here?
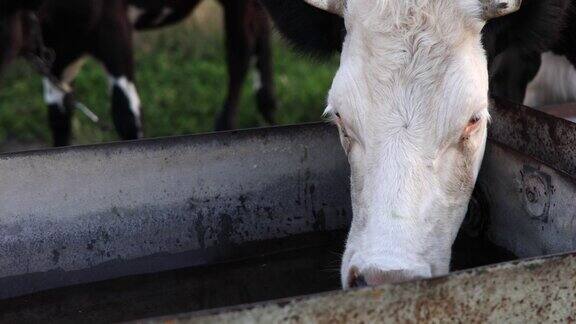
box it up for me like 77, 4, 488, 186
1, 100, 575, 322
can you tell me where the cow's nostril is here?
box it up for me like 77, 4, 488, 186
349, 274, 368, 288
347, 267, 429, 288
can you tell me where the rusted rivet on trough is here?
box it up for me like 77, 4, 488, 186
521, 165, 551, 222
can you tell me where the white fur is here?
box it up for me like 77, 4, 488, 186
109, 76, 142, 118
252, 70, 262, 91
524, 52, 576, 108
43, 78, 66, 106
42, 57, 86, 107
323, 0, 491, 288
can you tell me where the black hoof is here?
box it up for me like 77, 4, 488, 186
257, 90, 277, 126
214, 116, 234, 131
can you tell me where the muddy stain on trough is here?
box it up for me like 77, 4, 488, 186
194, 212, 207, 250
217, 214, 234, 245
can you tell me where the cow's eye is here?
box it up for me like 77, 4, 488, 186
335, 112, 353, 154
462, 113, 483, 140
335, 113, 349, 136
468, 114, 481, 126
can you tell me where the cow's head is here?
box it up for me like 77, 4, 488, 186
299, 0, 521, 288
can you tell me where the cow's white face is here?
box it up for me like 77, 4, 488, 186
304, 0, 521, 288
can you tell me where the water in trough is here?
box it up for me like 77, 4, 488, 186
0, 225, 515, 323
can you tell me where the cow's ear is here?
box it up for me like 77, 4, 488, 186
259, 0, 345, 57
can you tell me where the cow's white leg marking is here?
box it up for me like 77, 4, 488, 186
250, 58, 262, 91
525, 52, 576, 107
251, 70, 262, 91
108, 76, 142, 118
42, 78, 67, 107
42, 57, 86, 109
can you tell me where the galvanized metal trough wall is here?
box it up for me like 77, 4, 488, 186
1, 100, 576, 322
0, 124, 351, 300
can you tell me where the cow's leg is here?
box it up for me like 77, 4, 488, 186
0, 12, 23, 78
43, 51, 86, 147
252, 2, 277, 125
92, 6, 142, 140
215, 0, 253, 131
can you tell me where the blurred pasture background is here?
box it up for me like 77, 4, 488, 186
0, 0, 338, 152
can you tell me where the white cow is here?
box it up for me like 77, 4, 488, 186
296, 0, 522, 288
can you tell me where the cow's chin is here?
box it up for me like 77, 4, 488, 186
341, 251, 435, 289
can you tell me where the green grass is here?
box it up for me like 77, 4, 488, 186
0, 13, 338, 150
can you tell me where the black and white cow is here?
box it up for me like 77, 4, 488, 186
259, 0, 576, 288
483, 0, 576, 107
0, 0, 276, 146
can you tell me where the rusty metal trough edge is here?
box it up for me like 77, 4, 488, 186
142, 252, 576, 323
490, 99, 576, 178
